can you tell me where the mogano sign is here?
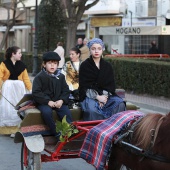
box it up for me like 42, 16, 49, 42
99, 26, 170, 35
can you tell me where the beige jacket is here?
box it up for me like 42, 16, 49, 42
80, 45, 90, 61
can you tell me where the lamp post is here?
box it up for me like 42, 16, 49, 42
32, 0, 38, 76
166, 9, 170, 19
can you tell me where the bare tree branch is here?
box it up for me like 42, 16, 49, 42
85, 0, 100, 10
0, 0, 26, 51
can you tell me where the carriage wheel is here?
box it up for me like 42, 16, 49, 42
21, 142, 41, 170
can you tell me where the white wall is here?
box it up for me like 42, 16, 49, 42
85, 0, 120, 14
17, 0, 41, 8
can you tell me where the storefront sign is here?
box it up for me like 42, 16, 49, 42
116, 27, 141, 34
122, 18, 156, 27
161, 26, 170, 35
91, 17, 122, 27
100, 26, 170, 35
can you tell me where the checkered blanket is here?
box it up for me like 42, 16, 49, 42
79, 110, 144, 170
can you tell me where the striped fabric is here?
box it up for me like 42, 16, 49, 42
79, 110, 144, 170
21, 125, 51, 137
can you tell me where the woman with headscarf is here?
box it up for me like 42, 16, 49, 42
79, 38, 126, 121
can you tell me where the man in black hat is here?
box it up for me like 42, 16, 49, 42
32, 51, 72, 141
148, 40, 159, 54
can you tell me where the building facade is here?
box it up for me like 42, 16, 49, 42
0, 0, 41, 52
84, 0, 170, 55
1, 0, 170, 54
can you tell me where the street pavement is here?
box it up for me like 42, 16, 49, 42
125, 93, 170, 115
0, 134, 96, 170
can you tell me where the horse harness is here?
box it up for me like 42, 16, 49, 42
114, 115, 170, 163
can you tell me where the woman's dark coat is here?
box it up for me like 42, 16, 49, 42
79, 56, 116, 101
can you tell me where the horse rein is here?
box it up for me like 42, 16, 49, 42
149, 115, 166, 149
114, 114, 170, 163
0, 90, 15, 107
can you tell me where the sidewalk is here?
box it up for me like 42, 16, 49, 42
29, 74, 170, 114
125, 93, 170, 114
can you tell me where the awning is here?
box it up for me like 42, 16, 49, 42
0, 25, 31, 32
99, 26, 170, 35
77, 22, 86, 30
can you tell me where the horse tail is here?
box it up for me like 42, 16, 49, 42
132, 113, 163, 150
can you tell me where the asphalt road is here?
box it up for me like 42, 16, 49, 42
0, 134, 96, 170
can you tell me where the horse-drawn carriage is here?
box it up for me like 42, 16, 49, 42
14, 90, 170, 170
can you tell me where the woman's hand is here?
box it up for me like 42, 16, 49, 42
96, 95, 108, 104
99, 102, 104, 108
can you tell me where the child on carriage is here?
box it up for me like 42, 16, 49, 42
32, 51, 72, 141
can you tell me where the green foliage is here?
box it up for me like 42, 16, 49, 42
38, 0, 66, 52
56, 116, 79, 142
105, 57, 170, 98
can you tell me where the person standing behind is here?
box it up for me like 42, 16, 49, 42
80, 38, 90, 61
54, 42, 65, 69
79, 38, 126, 121
61, 47, 82, 91
0, 46, 32, 137
148, 40, 159, 54
32, 51, 72, 140
76, 38, 83, 49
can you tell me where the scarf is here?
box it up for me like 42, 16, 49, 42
3, 59, 26, 80
43, 68, 61, 79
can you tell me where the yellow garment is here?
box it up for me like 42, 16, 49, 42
63, 61, 79, 90
0, 126, 19, 134
0, 62, 32, 90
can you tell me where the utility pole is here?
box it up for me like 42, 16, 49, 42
32, 0, 38, 76
129, 10, 132, 27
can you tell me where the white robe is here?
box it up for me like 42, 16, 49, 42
0, 80, 27, 126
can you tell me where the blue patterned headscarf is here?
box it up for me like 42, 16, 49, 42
87, 38, 105, 51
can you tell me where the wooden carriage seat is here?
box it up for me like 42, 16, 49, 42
16, 89, 139, 128
19, 108, 82, 128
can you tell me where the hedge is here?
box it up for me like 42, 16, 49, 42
105, 57, 170, 98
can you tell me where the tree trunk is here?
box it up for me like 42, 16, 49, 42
65, 21, 78, 57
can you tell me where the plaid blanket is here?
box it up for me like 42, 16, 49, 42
79, 110, 144, 170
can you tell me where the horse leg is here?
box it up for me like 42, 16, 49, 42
108, 145, 122, 170
108, 144, 132, 170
